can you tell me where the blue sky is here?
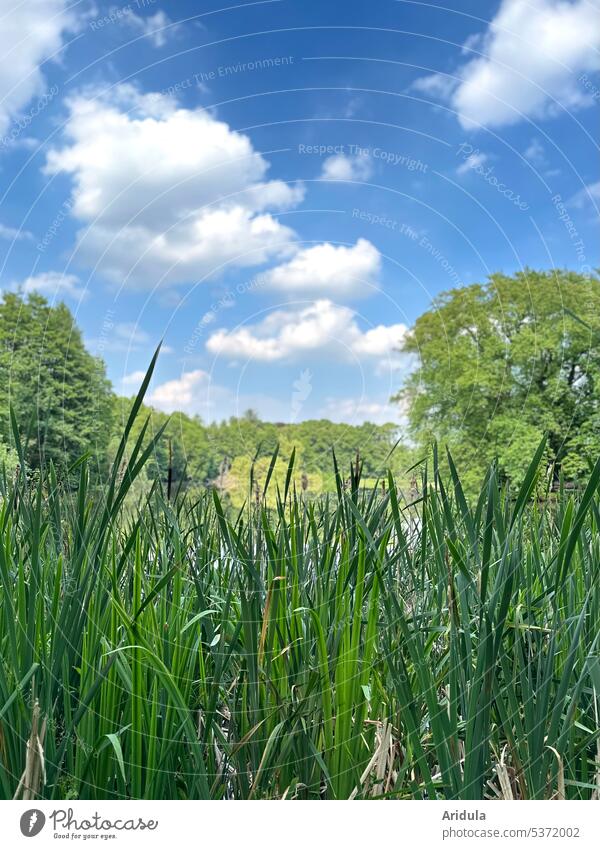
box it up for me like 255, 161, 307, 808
1, 0, 598, 425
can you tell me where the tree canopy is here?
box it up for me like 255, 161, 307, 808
396, 269, 600, 491
111, 395, 409, 507
7, 269, 599, 502
0, 291, 407, 497
0, 292, 113, 473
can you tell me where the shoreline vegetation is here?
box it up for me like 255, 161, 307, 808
0, 354, 599, 800
1, 269, 599, 800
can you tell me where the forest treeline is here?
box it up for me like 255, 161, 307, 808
1, 268, 599, 501
110, 399, 409, 505
0, 291, 409, 504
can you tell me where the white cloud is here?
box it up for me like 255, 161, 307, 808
145, 369, 230, 421
0, 222, 33, 240
351, 323, 406, 357
524, 138, 547, 167
461, 32, 485, 56
206, 300, 406, 364
323, 397, 402, 426
0, 0, 76, 137
149, 369, 206, 408
44, 85, 304, 286
321, 152, 372, 181
141, 367, 404, 425
412, 72, 457, 99
571, 180, 600, 207
143, 370, 310, 422
456, 151, 489, 175
413, 0, 600, 128
19, 271, 84, 299
120, 369, 147, 388
260, 238, 381, 297
123, 10, 178, 48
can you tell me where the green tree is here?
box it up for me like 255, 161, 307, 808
0, 292, 113, 472
110, 397, 219, 493
396, 269, 600, 491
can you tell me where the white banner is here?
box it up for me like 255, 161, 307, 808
2, 800, 599, 848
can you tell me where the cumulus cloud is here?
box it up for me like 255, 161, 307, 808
123, 10, 178, 48
120, 369, 147, 388
147, 369, 209, 410
143, 366, 403, 424
206, 300, 406, 364
413, 0, 600, 128
351, 322, 406, 357
260, 238, 381, 298
321, 152, 372, 181
0, 0, 76, 137
145, 369, 246, 419
18, 271, 85, 299
456, 151, 489, 175
121, 370, 146, 394
44, 85, 304, 286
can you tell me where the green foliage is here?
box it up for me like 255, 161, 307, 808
397, 269, 600, 493
0, 416, 599, 799
0, 292, 113, 473
2, 275, 599, 801
111, 397, 410, 505
0, 439, 19, 477
109, 397, 216, 492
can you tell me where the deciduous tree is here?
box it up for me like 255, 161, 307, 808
396, 270, 600, 490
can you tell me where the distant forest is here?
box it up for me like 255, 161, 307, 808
2, 268, 599, 503
0, 291, 409, 506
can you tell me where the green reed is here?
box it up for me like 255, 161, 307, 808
0, 355, 598, 800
